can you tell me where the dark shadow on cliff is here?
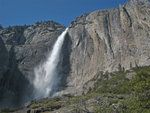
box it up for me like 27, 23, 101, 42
0, 37, 8, 80
0, 43, 34, 108
58, 33, 72, 91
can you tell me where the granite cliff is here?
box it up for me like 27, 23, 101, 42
0, 22, 65, 107
0, 0, 150, 108
64, 0, 150, 94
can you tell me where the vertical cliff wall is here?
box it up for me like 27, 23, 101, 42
0, 0, 150, 107
0, 21, 65, 107
63, 0, 150, 94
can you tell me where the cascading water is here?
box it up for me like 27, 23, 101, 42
33, 28, 68, 98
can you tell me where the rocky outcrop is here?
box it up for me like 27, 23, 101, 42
0, 0, 150, 108
0, 21, 65, 107
62, 0, 150, 94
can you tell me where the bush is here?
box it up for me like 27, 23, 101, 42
94, 105, 115, 113
0, 24, 3, 29
92, 66, 150, 112
129, 70, 150, 109
119, 69, 150, 112
0, 108, 19, 113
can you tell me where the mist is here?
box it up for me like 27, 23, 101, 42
33, 28, 68, 98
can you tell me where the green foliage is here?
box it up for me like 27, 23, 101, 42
91, 66, 150, 112
1, 66, 150, 112
28, 66, 150, 112
70, 95, 88, 104
35, 21, 40, 25
63, 94, 74, 98
119, 98, 150, 113
71, 106, 84, 112
93, 71, 130, 94
0, 108, 20, 113
127, 69, 150, 111
0, 24, 3, 29
30, 97, 62, 110
93, 105, 115, 113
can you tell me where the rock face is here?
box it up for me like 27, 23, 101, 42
63, 0, 150, 94
0, 0, 150, 108
0, 21, 65, 107
0, 36, 8, 80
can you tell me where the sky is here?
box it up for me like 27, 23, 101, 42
0, 0, 129, 28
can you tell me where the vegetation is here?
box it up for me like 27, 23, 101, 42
93, 105, 115, 113
89, 66, 150, 113
30, 97, 63, 110
1, 66, 150, 113
66, 66, 150, 113
0, 108, 21, 113
0, 24, 3, 29
121, 69, 150, 113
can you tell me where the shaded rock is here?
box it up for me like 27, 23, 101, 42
0, 36, 8, 79
0, 21, 65, 107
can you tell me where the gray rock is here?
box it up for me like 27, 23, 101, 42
62, 0, 150, 95
126, 72, 136, 80
0, 0, 150, 108
0, 21, 65, 107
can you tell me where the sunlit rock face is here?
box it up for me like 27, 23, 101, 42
63, 0, 150, 94
0, 0, 150, 108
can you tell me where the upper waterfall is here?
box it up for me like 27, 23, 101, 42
33, 28, 68, 98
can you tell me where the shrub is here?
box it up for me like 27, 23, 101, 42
94, 105, 115, 113
0, 24, 3, 29
129, 70, 150, 109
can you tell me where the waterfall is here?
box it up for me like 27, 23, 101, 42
33, 28, 68, 98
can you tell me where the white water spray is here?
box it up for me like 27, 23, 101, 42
33, 28, 68, 98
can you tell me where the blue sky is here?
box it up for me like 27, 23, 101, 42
0, 0, 129, 28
